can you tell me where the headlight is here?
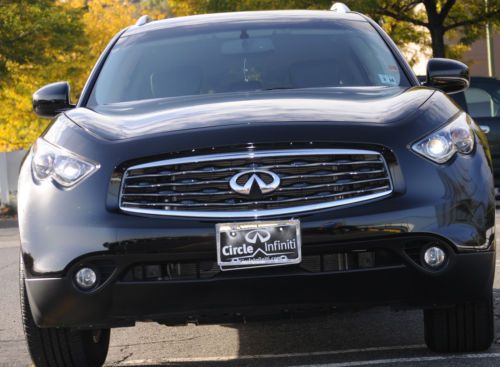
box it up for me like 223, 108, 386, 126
411, 113, 475, 164
31, 138, 99, 188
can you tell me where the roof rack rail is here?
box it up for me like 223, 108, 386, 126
330, 2, 351, 13
135, 15, 152, 26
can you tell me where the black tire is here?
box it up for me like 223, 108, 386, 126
424, 296, 494, 353
20, 256, 110, 367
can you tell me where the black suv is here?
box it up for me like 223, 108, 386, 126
20, 7, 495, 367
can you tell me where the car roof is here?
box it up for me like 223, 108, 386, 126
124, 10, 367, 37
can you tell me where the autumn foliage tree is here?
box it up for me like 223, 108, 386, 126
0, 0, 159, 151
0, 0, 86, 150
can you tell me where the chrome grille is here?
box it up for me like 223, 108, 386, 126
119, 149, 393, 218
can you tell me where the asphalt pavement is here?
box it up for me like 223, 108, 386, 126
1, 216, 500, 367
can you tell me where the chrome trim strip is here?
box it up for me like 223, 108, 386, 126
119, 149, 393, 218
432, 76, 470, 95
125, 179, 228, 187
455, 225, 495, 251
122, 186, 390, 207
125, 149, 381, 170
280, 169, 386, 181
123, 170, 387, 189
125, 159, 384, 179
122, 177, 390, 195
121, 190, 392, 218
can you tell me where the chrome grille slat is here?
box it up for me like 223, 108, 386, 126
122, 177, 390, 197
123, 170, 386, 189
124, 179, 229, 187
125, 160, 384, 179
122, 190, 235, 197
119, 149, 393, 218
279, 169, 386, 181
122, 185, 391, 208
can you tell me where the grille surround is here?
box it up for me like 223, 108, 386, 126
119, 149, 393, 218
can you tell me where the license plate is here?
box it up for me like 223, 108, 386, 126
216, 220, 301, 271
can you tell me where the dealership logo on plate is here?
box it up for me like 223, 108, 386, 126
245, 229, 271, 243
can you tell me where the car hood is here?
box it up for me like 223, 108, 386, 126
66, 86, 435, 140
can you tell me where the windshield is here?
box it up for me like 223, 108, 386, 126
88, 19, 410, 106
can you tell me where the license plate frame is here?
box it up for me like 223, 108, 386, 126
216, 219, 302, 271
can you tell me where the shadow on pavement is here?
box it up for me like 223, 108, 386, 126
114, 289, 500, 367
112, 308, 428, 367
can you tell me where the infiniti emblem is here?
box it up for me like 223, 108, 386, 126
229, 169, 280, 196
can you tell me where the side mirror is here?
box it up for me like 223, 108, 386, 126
32, 81, 75, 119
424, 58, 470, 95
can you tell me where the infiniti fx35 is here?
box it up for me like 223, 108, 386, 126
19, 6, 495, 366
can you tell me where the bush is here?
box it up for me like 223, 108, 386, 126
0, 193, 17, 218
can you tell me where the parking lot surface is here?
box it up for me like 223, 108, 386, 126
1, 216, 499, 367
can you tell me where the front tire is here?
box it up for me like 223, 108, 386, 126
424, 297, 494, 353
20, 257, 110, 367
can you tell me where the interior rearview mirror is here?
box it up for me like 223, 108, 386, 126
221, 38, 275, 55
423, 58, 470, 95
32, 81, 75, 119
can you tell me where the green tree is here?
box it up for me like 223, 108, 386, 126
162, 0, 427, 64
0, 1, 86, 151
162, 0, 498, 60
344, 0, 500, 58
0, 0, 84, 81
0, 0, 163, 151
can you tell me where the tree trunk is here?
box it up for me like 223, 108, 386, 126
423, 0, 446, 58
429, 25, 446, 58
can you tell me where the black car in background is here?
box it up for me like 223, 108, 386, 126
19, 5, 495, 367
464, 77, 500, 191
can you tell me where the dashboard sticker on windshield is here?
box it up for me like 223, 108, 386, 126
378, 73, 398, 86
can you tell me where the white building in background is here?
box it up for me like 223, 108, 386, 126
462, 33, 499, 77
0, 150, 26, 205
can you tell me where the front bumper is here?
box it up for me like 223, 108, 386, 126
25, 244, 495, 328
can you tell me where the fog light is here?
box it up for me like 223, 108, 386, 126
423, 246, 446, 268
75, 267, 97, 289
